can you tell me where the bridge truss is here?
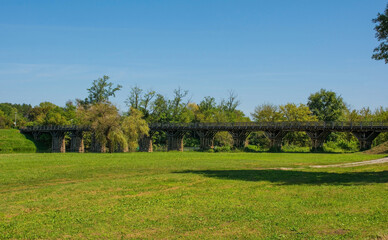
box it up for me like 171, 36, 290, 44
20, 122, 388, 153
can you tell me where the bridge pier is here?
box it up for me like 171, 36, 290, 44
69, 131, 84, 153
139, 136, 153, 152
166, 131, 185, 151
32, 132, 41, 141
91, 133, 106, 153
197, 130, 216, 150
116, 143, 128, 152
352, 131, 380, 150
50, 131, 66, 153
229, 130, 250, 149
264, 130, 287, 151
139, 132, 154, 152
306, 130, 330, 152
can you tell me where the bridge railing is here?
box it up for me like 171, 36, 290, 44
19, 121, 388, 132
149, 121, 388, 129
20, 125, 91, 131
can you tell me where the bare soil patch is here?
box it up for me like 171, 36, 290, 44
310, 158, 388, 168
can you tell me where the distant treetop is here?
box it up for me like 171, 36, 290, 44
80, 75, 122, 105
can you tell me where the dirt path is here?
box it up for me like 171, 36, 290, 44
309, 157, 388, 168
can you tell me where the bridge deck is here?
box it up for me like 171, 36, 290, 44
20, 125, 91, 132
20, 122, 388, 133
149, 122, 388, 132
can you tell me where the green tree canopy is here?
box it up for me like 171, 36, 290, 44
372, 4, 388, 63
125, 86, 143, 109
149, 94, 169, 123
28, 102, 70, 126
121, 108, 150, 152
220, 91, 240, 112
0, 103, 32, 128
169, 87, 189, 122
307, 89, 347, 122
279, 103, 317, 122
79, 103, 126, 153
139, 89, 156, 119
0, 110, 12, 128
81, 75, 122, 105
251, 103, 282, 122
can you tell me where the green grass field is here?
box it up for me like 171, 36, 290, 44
0, 152, 387, 239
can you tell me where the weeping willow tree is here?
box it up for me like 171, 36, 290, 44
122, 108, 149, 152
79, 102, 127, 153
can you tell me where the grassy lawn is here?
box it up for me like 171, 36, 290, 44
0, 152, 387, 239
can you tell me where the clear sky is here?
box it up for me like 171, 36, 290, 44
0, 0, 387, 116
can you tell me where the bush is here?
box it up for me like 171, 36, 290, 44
152, 144, 167, 152
323, 140, 358, 153
337, 139, 359, 152
323, 141, 342, 153
244, 145, 269, 152
282, 144, 310, 153
0, 129, 38, 153
244, 145, 260, 152
214, 145, 232, 152
374, 132, 388, 146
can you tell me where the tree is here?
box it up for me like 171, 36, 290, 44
139, 89, 156, 119
79, 103, 126, 153
63, 101, 79, 124
28, 102, 70, 126
0, 105, 15, 128
169, 87, 189, 121
199, 96, 217, 112
214, 131, 234, 147
251, 103, 318, 147
345, 106, 388, 146
192, 97, 217, 123
149, 94, 169, 123
0, 103, 31, 128
372, 4, 388, 63
279, 103, 318, 146
279, 103, 317, 122
373, 106, 388, 122
220, 90, 240, 112
251, 103, 282, 122
82, 75, 122, 105
0, 110, 12, 128
125, 86, 143, 109
373, 107, 388, 145
307, 89, 347, 122
121, 108, 150, 152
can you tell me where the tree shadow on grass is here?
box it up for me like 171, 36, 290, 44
175, 169, 388, 185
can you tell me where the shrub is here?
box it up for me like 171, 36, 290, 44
323, 140, 358, 153
214, 145, 232, 152
0, 129, 39, 153
282, 144, 310, 153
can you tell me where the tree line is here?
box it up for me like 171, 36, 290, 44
1, 76, 387, 152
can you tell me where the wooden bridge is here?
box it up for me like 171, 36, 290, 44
20, 125, 90, 153
20, 122, 388, 153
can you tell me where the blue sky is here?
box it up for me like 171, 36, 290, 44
0, 0, 387, 115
